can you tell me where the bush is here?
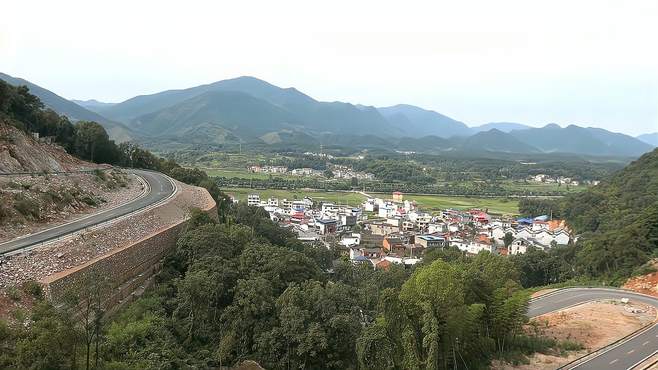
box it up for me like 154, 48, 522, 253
21, 280, 43, 300
80, 195, 99, 206
6, 286, 21, 302
631, 263, 657, 277
0, 204, 11, 222
558, 340, 584, 352
13, 195, 40, 219
94, 169, 108, 182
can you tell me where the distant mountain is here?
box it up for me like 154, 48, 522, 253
471, 122, 531, 133
637, 133, 658, 147
0, 72, 134, 142
131, 90, 303, 143
5, 73, 652, 158
509, 124, 653, 157
458, 129, 540, 153
71, 99, 116, 110
123, 76, 403, 140
378, 104, 471, 138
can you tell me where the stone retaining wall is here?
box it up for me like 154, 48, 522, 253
40, 183, 217, 306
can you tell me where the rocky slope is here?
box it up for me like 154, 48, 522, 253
0, 120, 100, 173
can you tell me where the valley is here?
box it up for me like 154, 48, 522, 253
0, 67, 656, 369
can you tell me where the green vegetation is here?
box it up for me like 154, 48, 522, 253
13, 195, 40, 219
0, 203, 563, 369
370, 192, 519, 215
511, 148, 658, 286
0, 80, 232, 219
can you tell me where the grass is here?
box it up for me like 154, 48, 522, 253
223, 187, 520, 214
369, 192, 518, 215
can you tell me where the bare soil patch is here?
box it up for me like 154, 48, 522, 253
623, 260, 658, 298
495, 300, 656, 369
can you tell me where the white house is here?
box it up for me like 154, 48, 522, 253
466, 241, 494, 254
509, 238, 534, 255
428, 223, 447, 234
247, 194, 260, 206
341, 233, 361, 247
415, 214, 432, 230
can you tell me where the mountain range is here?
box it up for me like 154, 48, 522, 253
637, 133, 658, 147
1, 72, 654, 157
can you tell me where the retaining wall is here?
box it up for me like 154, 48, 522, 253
40, 185, 217, 306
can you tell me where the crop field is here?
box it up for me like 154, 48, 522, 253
223, 187, 520, 215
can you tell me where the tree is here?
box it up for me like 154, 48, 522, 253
503, 232, 514, 248
324, 169, 334, 178
74, 121, 115, 163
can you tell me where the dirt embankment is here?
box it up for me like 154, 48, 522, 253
0, 170, 143, 243
623, 260, 658, 297
0, 120, 99, 173
496, 300, 656, 370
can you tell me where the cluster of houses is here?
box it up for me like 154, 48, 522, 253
247, 165, 288, 174
330, 165, 375, 180
531, 174, 600, 186
240, 191, 572, 270
244, 194, 360, 238
246, 164, 374, 180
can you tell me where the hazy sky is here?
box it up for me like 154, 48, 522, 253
2, 0, 657, 135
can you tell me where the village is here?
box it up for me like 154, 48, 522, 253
530, 173, 600, 186
247, 164, 376, 180
241, 190, 572, 269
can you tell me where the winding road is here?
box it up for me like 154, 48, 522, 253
0, 169, 175, 256
529, 287, 658, 369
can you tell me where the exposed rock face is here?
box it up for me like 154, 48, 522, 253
0, 121, 96, 173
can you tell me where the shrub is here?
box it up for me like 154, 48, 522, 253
0, 204, 11, 222
94, 169, 107, 182
21, 280, 43, 300
13, 195, 40, 219
80, 195, 99, 206
6, 286, 21, 302
558, 340, 584, 352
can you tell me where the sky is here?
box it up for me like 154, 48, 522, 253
1, 0, 657, 135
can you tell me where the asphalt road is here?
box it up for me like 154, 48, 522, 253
0, 169, 174, 255
529, 287, 658, 369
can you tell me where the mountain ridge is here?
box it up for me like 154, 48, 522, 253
0, 72, 135, 142
2, 73, 653, 158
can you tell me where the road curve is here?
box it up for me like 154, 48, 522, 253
529, 287, 658, 369
0, 169, 175, 256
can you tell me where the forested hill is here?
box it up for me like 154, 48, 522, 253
516, 148, 658, 283
564, 148, 658, 277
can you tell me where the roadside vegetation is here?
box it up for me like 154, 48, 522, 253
0, 204, 569, 369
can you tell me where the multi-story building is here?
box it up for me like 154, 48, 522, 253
247, 194, 260, 206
